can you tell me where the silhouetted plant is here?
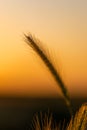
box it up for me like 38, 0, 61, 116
24, 33, 87, 130
24, 33, 73, 116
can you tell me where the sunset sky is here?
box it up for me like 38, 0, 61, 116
0, 0, 87, 97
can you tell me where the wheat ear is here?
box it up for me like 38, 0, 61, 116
24, 33, 73, 116
67, 103, 87, 130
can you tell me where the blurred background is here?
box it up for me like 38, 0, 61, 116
0, 0, 87, 129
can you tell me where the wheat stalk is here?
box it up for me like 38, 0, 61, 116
24, 33, 73, 116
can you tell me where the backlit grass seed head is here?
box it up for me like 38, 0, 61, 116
24, 33, 73, 116
67, 103, 87, 130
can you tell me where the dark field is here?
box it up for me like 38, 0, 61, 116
0, 97, 86, 130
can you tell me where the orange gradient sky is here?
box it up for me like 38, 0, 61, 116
0, 0, 87, 97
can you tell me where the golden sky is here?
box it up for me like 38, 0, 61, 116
0, 0, 87, 97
